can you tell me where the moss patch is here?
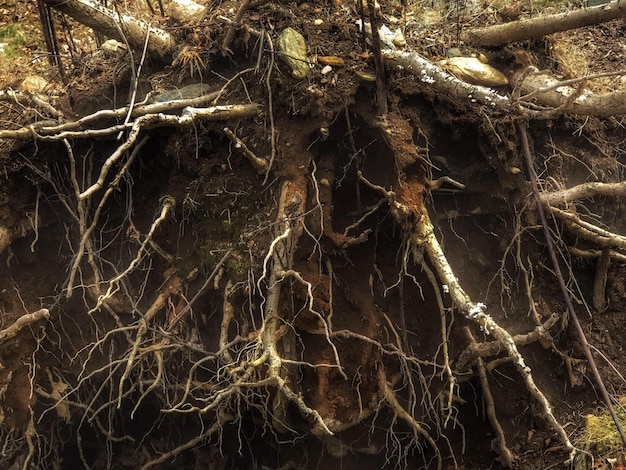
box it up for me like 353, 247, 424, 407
0, 24, 25, 58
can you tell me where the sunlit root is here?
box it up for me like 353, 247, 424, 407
551, 207, 626, 250
0, 308, 50, 342
223, 126, 268, 174
513, 69, 626, 117
541, 180, 626, 206
0, 103, 261, 142
464, 1, 626, 47
383, 50, 510, 110
385, 48, 626, 118
41, 0, 175, 58
412, 211, 575, 462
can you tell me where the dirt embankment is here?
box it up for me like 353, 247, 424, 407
2, 0, 626, 469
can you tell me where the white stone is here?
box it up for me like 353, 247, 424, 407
168, 0, 208, 23
20, 76, 48, 93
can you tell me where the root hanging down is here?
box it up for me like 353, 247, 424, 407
356, 164, 575, 462
411, 210, 576, 463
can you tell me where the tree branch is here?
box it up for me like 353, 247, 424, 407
464, 0, 626, 46
41, 0, 175, 58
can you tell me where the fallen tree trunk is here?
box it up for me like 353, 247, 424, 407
463, 0, 626, 46
514, 68, 626, 117
41, 0, 176, 58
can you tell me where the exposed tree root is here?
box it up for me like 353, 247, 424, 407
377, 367, 442, 470
0, 309, 49, 343
413, 210, 576, 462
464, 327, 515, 468
4, 36, 617, 470
40, 0, 176, 58
520, 122, 626, 450
541, 180, 626, 206
358, 157, 576, 463
0, 103, 260, 141
140, 413, 233, 470
455, 313, 560, 373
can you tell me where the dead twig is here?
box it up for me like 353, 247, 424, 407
223, 127, 268, 174
464, 327, 515, 467
221, 0, 252, 56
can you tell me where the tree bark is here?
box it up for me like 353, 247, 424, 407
41, 0, 176, 58
463, 0, 626, 46
514, 69, 626, 117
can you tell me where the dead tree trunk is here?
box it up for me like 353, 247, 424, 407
464, 0, 626, 46
41, 0, 176, 58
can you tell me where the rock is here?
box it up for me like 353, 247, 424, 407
100, 39, 127, 54
357, 21, 396, 50
439, 57, 509, 86
19, 76, 48, 93
167, 0, 208, 23
318, 56, 345, 66
392, 29, 406, 48
277, 28, 309, 79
